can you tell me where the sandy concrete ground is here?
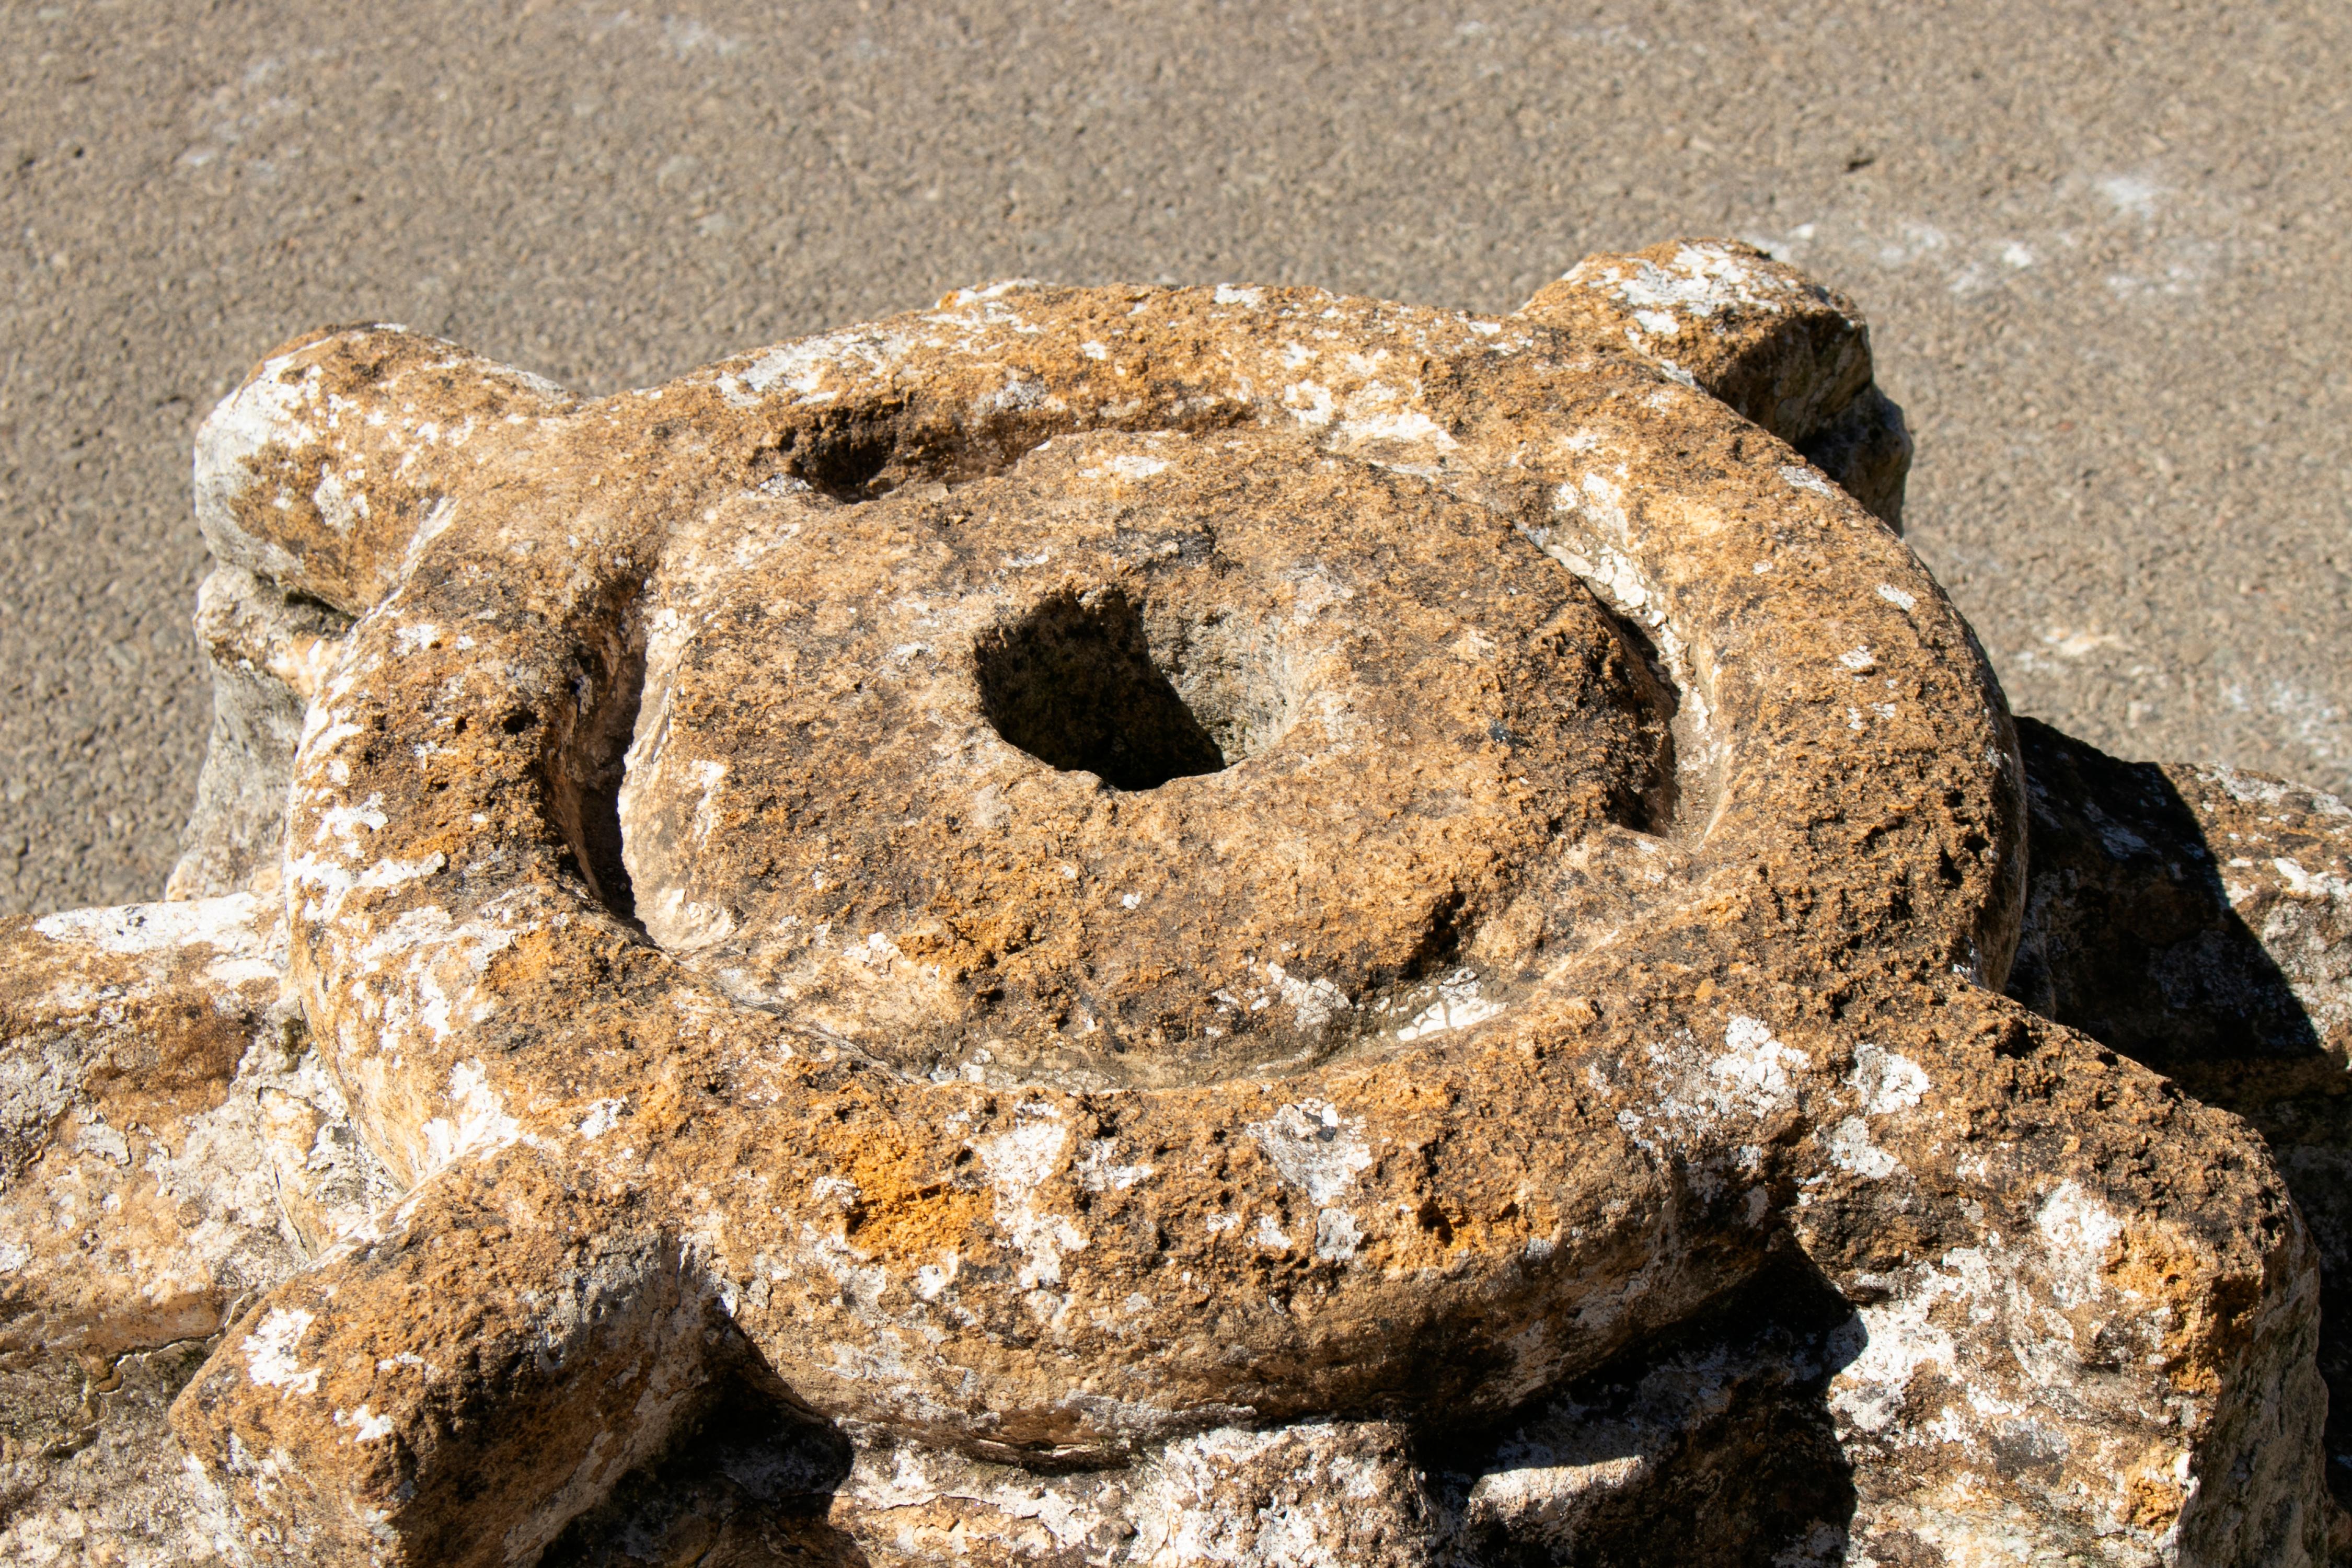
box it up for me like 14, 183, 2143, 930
1, 0, 2345, 914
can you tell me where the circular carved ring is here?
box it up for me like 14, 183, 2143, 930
622, 428, 1681, 1087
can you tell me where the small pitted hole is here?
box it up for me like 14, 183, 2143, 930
788, 416, 900, 500
975, 589, 1232, 791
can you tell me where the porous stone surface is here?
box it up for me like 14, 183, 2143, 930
0, 895, 391, 1563
621, 431, 1679, 1086
1517, 239, 1912, 527
0, 243, 2339, 1566
2010, 718, 2352, 1546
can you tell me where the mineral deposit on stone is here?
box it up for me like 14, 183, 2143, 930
1, 241, 2344, 1565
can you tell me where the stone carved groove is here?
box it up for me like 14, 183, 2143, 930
0, 241, 2336, 1565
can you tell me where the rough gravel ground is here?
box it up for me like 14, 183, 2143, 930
1, 0, 2345, 914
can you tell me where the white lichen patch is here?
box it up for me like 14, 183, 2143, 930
1848, 1043, 1930, 1115
1820, 1186, 2189, 1560
975, 1111, 1087, 1290
418, 1059, 522, 1174
1263, 961, 1352, 1032
1336, 408, 1457, 448
1393, 969, 1504, 1042
1828, 1256, 1970, 1435
1314, 1208, 1362, 1261
245, 1306, 322, 1397
1824, 1116, 1900, 1180
1780, 464, 1837, 499
1707, 1017, 1811, 1119
1561, 241, 1795, 329
2034, 1182, 2122, 1310
716, 326, 914, 409
1129, 1423, 1429, 1563
34, 893, 265, 959
2272, 857, 2352, 902
1075, 1139, 1156, 1192
347, 899, 523, 1079
1078, 453, 1171, 482
333, 1404, 396, 1443
575, 1099, 626, 1140
1246, 1101, 1373, 1204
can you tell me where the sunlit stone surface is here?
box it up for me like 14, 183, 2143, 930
1, 243, 2340, 1566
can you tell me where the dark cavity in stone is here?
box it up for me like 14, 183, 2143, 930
976, 587, 1229, 791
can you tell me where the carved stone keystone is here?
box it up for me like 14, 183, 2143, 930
2, 241, 2342, 1565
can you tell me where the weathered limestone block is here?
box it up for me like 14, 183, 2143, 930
0, 895, 391, 1562
2010, 718, 2352, 1544
0, 241, 2340, 1566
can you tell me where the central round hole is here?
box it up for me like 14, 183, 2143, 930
975, 589, 1235, 790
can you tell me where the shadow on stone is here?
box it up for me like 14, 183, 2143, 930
543, 592, 649, 928
975, 586, 1230, 791
2007, 717, 2352, 1517
537, 1355, 866, 1568
1433, 1251, 1863, 1567
2008, 718, 2326, 1082
549, 1252, 1865, 1565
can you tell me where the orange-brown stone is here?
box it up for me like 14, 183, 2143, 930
0, 247, 2335, 1567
